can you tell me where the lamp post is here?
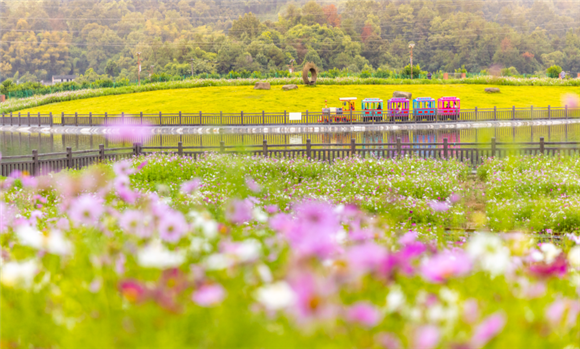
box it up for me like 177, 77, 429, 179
408, 42, 415, 79
137, 52, 141, 86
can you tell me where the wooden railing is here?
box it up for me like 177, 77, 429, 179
2, 105, 580, 127
2, 137, 580, 177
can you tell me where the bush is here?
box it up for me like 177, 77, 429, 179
546, 65, 562, 78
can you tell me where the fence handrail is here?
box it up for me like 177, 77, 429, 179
2, 104, 579, 128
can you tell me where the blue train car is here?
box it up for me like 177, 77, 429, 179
413, 97, 437, 121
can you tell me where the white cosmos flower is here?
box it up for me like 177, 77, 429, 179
568, 246, 580, 268
16, 225, 72, 256
386, 285, 406, 313
539, 243, 561, 264
190, 237, 212, 254
466, 233, 511, 277
0, 260, 38, 288
252, 207, 268, 223
255, 281, 296, 310
137, 241, 185, 269
205, 253, 234, 270
257, 264, 273, 283
189, 211, 218, 239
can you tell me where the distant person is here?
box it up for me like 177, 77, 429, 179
427, 72, 432, 80
560, 70, 566, 79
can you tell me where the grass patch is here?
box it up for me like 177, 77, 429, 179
14, 84, 580, 114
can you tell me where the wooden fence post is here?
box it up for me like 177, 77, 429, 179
350, 138, 356, 157
10, 112, 13, 126
512, 106, 515, 120
531, 105, 533, 120
178, 141, 183, 156
566, 105, 568, 119
262, 139, 268, 157
475, 106, 478, 121
50, 112, 53, 127
350, 108, 353, 124
61, 112, 64, 126
89, 112, 92, 126
262, 110, 265, 125
37, 112, 41, 127
396, 137, 401, 158
199, 111, 202, 126
140, 112, 143, 125
66, 147, 73, 169
99, 144, 105, 162
305, 110, 308, 125
32, 149, 38, 176
491, 137, 496, 158
104, 112, 108, 125
548, 105, 551, 119
220, 111, 223, 125
306, 139, 311, 159
443, 138, 448, 159
220, 141, 225, 152
159, 111, 162, 126
179, 111, 182, 125
539, 137, 544, 155
74, 112, 77, 126
18, 112, 21, 126
133, 143, 140, 157
28, 112, 31, 126
240, 111, 243, 126
284, 110, 287, 125
493, 106, 497, 121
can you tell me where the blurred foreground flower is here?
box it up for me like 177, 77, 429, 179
561, 93, 580, 109
107, 120, 152, 142
470, 313, 506, 348
0, 260, 38, 288
192, 284, 226, 307
16, 225, 72, 256
255, 281, 296, 310
421, 250, 471, 283
345, 302, 382, 327
137, 241, 185, 269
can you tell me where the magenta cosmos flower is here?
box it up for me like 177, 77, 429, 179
413, 325, 440, 349
420, 250, 472, 283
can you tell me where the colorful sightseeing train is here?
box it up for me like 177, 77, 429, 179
321, 96, 461, 122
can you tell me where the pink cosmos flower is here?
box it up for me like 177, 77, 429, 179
68, 194, 104, 226
346, 301, 382, 327
245, 177, 261, 192
414, 325, 441, 349
376, 332, 402, 349
346, 242, 388, 275
114, 175, 139, 204
113, 160, 134, 177
470, 313, 506, 349
158, 210, 188, 243
399, 230, 418, 245
120, 209, 153, 237
449, 193, 461, 204
420, 250, 472, 283
192, 284, 226, 307
226, 199, 254, 224
545, 298, 580, 328
561, 93, 580, 109
289, 271, 337, 321
180, 179, 201, 194
429, 200, 450, 212
108, 120, 152, 142
463, 299, 479, 324
0, 202, 16, 232
264, 204, 278, 214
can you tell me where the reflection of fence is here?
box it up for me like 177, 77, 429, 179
3, 137, 580, 176
2, 106, 580, 127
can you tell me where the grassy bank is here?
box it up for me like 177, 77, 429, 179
2, 76, 580, 114
13, 84, 580, 115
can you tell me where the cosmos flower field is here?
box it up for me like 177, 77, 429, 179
1, 153, 579, 348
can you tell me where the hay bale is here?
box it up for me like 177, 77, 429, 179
393, 91, 412, 100
485, 87, 500, 93
282, 84, 298, 90
254, 82, 271, 90
302, 62, 318, 85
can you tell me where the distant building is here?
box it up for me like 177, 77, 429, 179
52, 75, 76, 84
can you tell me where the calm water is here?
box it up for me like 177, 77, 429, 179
2, 124, 580, 156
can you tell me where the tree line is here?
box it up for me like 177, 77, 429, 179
1, 0, 580, 85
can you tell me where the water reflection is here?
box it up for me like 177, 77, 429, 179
2, 123, 580, 156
